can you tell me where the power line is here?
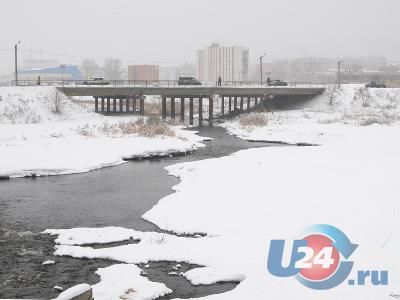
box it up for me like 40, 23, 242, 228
0, 47, 170, 65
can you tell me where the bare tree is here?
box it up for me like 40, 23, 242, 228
81, 59, 99, 79
103, 58, 122, 80
51, 88, 65, 113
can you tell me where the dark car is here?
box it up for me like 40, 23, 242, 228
83, 77, 111, 86
366, 81, 386, 88
269, 80, 288, 87
178, 77, 202, 86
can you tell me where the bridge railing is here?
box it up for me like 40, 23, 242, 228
11, 79, 328, 89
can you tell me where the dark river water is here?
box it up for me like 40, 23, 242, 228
0, 126, 275, 299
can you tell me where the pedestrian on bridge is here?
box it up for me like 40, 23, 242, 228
218, 76, 222, 87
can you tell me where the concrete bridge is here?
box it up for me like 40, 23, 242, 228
61, 86, 325, 126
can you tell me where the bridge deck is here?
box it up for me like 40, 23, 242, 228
61, 86, 325, 97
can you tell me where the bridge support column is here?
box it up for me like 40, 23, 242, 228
234, 97, 237, 111
106, 98, 111, 112
171, 97, 175, 120
260, 98, 264, 110
221, 96, 225, 115
101, 97, 105, 113
132, 97, 136, 115
119, 98, 123, 112
240, 97, 244, 111
95, 97, 99, 113
162, 96, 167, 120
189, 97, 194, 125
113, 98, 117, 112
229, 97, 232, 114
209, 97, 213, 122
180, 98, 185, 122
254, 97, 258, 109
140, 96, 145, 116
247, 97, 251, 111
198, 97, 203, 127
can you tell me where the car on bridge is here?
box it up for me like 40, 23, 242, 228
269, 80, 288, 87
366, 81, 386, 88
178, 77, 202, 86
83, 77, 111, 86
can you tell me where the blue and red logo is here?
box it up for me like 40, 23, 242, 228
267, 224, 388, 290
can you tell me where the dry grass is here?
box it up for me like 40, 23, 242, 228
238, 113, 268, 129
77, 116, 175, 138
317, 109, 399, 126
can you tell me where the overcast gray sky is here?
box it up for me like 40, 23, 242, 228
1, 0, 399, 76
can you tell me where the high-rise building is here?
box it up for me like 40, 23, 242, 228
128, 65, 159, 81
196, 43, 249, 83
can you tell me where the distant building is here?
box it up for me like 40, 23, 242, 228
128, 65, 159, 81
18, 65, 83, 80
197, 43, 249, 83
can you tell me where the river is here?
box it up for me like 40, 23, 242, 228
0, 126, 277, 299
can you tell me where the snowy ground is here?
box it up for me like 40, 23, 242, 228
220, 84, 400, 145
43, 85, 400, 299
0, 87, 206, 178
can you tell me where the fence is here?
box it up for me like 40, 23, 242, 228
11, 79, 327, 89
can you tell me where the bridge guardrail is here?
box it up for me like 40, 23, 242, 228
11, 79, 328, 89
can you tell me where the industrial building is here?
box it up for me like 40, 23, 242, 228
128, 65, 159, 81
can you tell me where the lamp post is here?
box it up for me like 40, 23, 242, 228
337, 60, 344, 87
60, 64, 67, 86
260, 53, 267, 86
14, 41, 21, 86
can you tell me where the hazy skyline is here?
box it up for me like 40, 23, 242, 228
1, 0, 399, 76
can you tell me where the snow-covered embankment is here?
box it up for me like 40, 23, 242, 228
0, 86, 206, 178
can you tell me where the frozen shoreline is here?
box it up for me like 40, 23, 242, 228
0, 86, 207, 179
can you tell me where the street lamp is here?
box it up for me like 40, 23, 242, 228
260, 53, 267, 86
60, 64, 67, 86
15, 41, 21, 86
337, 60, 344, 87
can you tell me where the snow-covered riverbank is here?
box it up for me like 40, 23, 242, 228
0, 87, 206, 178
220, 84, 400, 145
44, 85, 400, 299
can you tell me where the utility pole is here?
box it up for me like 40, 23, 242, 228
14, 41, 21, 86
260, 53, 267, 86
337, 60, 344, 87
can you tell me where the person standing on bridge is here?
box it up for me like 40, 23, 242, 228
218, 76, 222, 87
267, 76, 271, 87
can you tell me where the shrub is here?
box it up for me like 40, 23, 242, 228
238, 113, 267, 128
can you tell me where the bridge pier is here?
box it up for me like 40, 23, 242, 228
209, 97, 213, 122
180, 98, 185, 122
189, 97, 194, 125
240, 97, 244, 112
171, 97, 175, 120
140, 96, 145, 116
132, 98, 136, 114
113, 98, 117, 112
106, 98, 110, 112
234, 97, 237, 112
119, 98, 123, 112
221, 96, 225, 115
95, 97, 99, 112
199, 97, 203, 127
162, 96, 167, 120
229, 97, 232, 114
125, 98, 130, 112
247, 97, 250, 111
